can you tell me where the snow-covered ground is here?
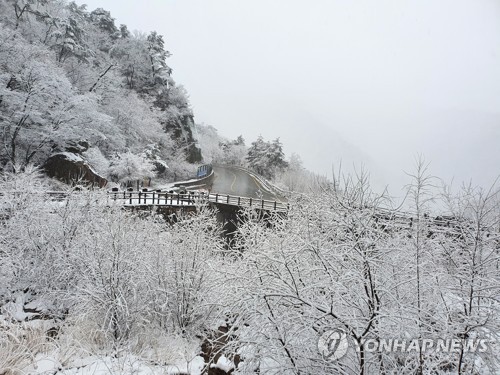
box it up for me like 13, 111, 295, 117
0, 295, 207, 375
1, 320, 206, 374
22, 353, 205, 375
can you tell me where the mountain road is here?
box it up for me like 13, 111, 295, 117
210, 165, 284, 202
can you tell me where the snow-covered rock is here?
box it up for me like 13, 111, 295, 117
44, 152, 107, 188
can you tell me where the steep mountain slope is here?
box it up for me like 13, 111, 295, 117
0, 0, 201, 184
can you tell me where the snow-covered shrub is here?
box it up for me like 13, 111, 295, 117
0, 321, 55, 375
148, 206, 224, 335
108, 152, 155, 186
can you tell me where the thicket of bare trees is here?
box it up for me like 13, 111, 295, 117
0, 165, 499, 374
213, 166, 499, 374
0, 168, 225, 372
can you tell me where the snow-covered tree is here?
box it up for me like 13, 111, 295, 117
437, 181, 500, 372
246, 135, 269, 177
0, 36, 110, 170
89, 7, 118, 38
72, 204, 159, 345
247, 136, 288, 179
108, 151, 154, 186
52, 2, 91, 63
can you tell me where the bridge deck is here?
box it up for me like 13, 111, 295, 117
108, 190, 289, 212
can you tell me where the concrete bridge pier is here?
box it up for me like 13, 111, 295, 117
213, 203, 240, 248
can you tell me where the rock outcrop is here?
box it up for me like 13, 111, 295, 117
43, 152, 107, 188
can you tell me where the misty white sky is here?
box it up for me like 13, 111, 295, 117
77, 0, 500, 191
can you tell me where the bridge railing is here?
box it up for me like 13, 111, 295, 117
107, 190, 289, 211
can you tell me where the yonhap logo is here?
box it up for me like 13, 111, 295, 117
317, 329, 491, 361
317, 329, 349, 360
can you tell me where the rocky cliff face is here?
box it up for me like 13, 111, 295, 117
157, 88, 202, 164
163, 113, 202, 163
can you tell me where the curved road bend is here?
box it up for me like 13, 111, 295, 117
210, 165, 285, 202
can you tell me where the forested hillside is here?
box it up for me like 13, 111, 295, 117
0, 0, 202, 184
